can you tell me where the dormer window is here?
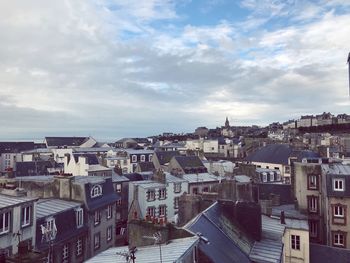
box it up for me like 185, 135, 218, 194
75, 208, 84, 228
333, 179, 345, 191
140, 155, 145, 162
149, 154, 153, 162
132, 155, 137, 162
91, 185, 103, 198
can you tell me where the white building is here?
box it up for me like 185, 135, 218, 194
185, 139, 219, 154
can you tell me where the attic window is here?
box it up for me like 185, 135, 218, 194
91, 185, 103, 198
333, 179, 345, 191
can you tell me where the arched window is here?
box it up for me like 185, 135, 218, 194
91, 185, 103, 198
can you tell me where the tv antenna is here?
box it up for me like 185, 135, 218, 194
116, 247, 137, 263
143, 232, 163, 263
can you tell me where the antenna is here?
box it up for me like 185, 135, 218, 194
142, 232, 163, 263
116, 247, 137, 263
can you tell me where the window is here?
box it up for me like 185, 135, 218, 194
116, 199, 122, 206
94, 210, 101, 226
203, 187, 209, 192
107, 226, 112, 242
107, 205, 112, 219
307, 196, 318, 213
116, 227, 126, 236
116, 212, 121, 221
147, 207, 156, 217
62, 244, 69, 263
309, 220, 318, 238
158, 188, 166, 200
159, 205, 167, 217
261, 172, 267, 183
75, 208, 84, 228
333, 232, 346, 247
192, 188, 198, 195
21, 206, 31, 227
308, 174, 318, 190
147, 190, 156, 201
291, 235, 300, 250
131, 155, 137, 162
0, 211, 10, 234
140, 155, 145, 162
333, 205, 345, 218
285, 166, 290, 173
148, 154, 153, 162
116, 184, 122, 193
91, 185, 103, 198
333, 179, 345, 191
174, 183, 181, 193
94, 233, 100, 250
174, 197, 179, 209
76, 238, 83, 256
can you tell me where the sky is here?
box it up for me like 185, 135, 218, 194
1, 0, 350, 141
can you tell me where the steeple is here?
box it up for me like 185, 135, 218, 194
225, 117, 230, 128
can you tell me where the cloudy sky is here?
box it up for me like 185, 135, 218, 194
1, 0, 350, 141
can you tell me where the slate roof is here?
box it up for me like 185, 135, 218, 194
310, 244, 350, 263
16, 161, 55, 177
73, 153, 99, 165
155, 151, 180, 165
184, 202, 251, 263
325, 173, 350, 197
174, 156, 205, 169
0, 142, 35, 154
137, 162, 155, 172
86, 237, 199, 263
36, 198, 82, 219
123, 173, 144, 181
45, 137, 89, 147
246, 144, 319, 165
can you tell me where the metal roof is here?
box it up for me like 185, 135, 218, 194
234, 175, 251, 183
249, 239, 283, 263
0, 194, 37, 209
181, 173, 222, 183
36, 199, 82, 219
125, 149, 154, 155
88, 165, 111, 172
86, 237, 199, 263
261, 216, 285, 241
285, 218, 309, 231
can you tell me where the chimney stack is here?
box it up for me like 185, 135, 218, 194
280, 211, 286, 224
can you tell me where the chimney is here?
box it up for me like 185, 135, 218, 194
280, 211, 286, 224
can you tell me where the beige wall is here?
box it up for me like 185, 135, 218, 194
283, 228, 309, 263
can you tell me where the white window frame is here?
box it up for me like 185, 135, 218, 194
147, 190, 156, 201
140, 155, 145, 162
158, 188, 166, 200
309, 196, 318, 213
0, 211, 10, 234
159, 205, 167, 217
91, 185, 103, 198
334, 233, 345, 246
107, 226, 112, 242
333, 179, 345, 191
107, 205, 112, 219
94, 210, 101, 226
262, 172, 267, 182
131, 155, 137, 163
174, 197, 179, 209
116, 212, 121, 221
309, 221, 318, 238
334, 205, 345, 218
308, 175, 317, 189
291, 235, 300, 250
75, 208, 84, 228
116, 184, 122, 193
94, 233, 100, 250
22, 206, 31, 227
148, 154, 153, 162
174, 183, 181, 193
146, 207, 156, 217
76, 238, 83, 256
62, 244, 69, 263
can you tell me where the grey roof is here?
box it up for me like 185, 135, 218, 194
111, 173, 129, 183
181, 173, 222, 184
0, 142, 35, 154
73, 175, 106, 184
246, 144, 319, 165
36, 198, 82, 219
123, 173, 144, 181
261, 216, 285, 241
137, 162, 155, 172
125, 149, 154, 155
184, 202, 251, 263
73, 153, 99, 165
155, 151, 180, 165
174, 155, 205, 169
234, 175, 252, 183
272, 204, 308, 220
14, 175, 54, 182
73, 147, 111, 152
45, 137, 90, 147
0, 194, 37, 209
310, 243, 350, 263
249, 239, 283, 263
285, 218, 309, 231
322, 164, 350, 197
86, 237, 199, 263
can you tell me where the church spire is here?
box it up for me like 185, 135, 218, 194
225, 116, 230, 128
